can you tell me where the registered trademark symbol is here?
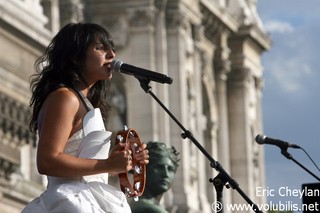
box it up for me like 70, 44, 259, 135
211, 201, 223, 212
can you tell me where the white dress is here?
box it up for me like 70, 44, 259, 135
21, 107, 131, 213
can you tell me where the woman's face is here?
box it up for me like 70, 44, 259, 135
82, 40, 115, 85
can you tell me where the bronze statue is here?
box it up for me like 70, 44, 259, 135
130, 142, 180, 213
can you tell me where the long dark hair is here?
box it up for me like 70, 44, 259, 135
29, 22, 115, 133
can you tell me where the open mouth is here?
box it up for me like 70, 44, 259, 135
103, 63, 112, 72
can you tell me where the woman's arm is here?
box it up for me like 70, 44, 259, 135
36, 88, 131, 177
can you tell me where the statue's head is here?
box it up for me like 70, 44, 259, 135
144, 142, 180, 197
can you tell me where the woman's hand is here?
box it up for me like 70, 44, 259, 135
134, 143, 149, 165
106, 142, 149, 174
106, 143, 133, 174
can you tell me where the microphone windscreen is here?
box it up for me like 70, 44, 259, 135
111, 59, 123, 72
255, 134, 266, 144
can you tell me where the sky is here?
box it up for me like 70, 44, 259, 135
257, 0, 320, 212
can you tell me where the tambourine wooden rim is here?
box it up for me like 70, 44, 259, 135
115, 128, 146, 199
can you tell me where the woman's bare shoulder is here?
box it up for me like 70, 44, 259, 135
41, 87, 81, 118
47, 87, 79, 105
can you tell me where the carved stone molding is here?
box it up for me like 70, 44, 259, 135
202, 11, 225, 40
127, 7, 156, 29
166, 9, 189, 32
59, 0, 84, 26
101, 15, 129, 49
228, 66, 251, 86
0, 93, 36, 145
0, 91, 36, 180
0, 159, 19, 182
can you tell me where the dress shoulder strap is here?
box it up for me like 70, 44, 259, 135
54, 84, 94, 111
73, 87, 94, 111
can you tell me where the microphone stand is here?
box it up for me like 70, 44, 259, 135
280, 148, 320, 181
137, 78, 263, 213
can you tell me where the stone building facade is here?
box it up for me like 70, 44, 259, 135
0, 0, 271, 212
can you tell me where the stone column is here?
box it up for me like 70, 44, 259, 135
122, 6, 157, 141
166, 5, 209, 212
214, 30, 233, 207
227, 22, 271, 207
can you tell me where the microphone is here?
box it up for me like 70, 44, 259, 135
111, 59, 173, 84
255, 134, 301, 149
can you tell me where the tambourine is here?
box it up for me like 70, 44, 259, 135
115, 127, 146, 201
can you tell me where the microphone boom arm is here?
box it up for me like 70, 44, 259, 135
138, 78, 263, 213
280, 148, 320, 181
